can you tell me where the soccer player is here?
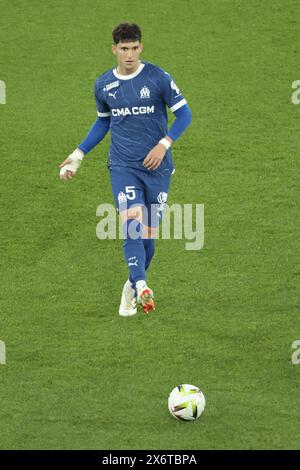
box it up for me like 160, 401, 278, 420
59, 23, 192, 316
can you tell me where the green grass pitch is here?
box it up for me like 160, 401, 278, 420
0, 0, 299, 449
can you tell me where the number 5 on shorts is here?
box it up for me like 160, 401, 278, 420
125, 186, 136, 200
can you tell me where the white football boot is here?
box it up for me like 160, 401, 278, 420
119, 279, 137, 317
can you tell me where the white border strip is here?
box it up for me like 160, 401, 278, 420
170, 99, 187, 113
113, 62, 145, 80
97, 111, 110, 117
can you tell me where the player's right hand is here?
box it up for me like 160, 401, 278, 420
59, 148, 84, 180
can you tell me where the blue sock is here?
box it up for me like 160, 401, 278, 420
129, 238, 155, 286
143, 238, 155, 271
123, 220, 146, 285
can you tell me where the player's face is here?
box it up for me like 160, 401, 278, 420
112, 41, 143, 74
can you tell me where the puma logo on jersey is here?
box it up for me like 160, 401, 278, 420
111, 106, 155, 117
109, 91, 117, 99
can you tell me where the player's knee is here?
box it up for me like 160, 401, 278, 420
142, 225, 156, 238
120, 206, 143, 223
122, 209, 143, 242
123, 219, 143, 242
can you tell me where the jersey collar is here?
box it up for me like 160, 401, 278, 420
113, 62, 145, 80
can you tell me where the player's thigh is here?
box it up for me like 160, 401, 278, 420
109, 166, 145, 222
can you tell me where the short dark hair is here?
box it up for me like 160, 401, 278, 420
112, 23, 142, 44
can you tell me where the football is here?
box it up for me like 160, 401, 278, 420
168, 384, 205, 421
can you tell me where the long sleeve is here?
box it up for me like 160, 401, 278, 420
78, 116, 110, 154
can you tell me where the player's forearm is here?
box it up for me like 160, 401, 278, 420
166, 104, 192, 143
78, 116, 110, 155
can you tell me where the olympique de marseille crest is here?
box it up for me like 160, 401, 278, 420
140, 86, 150, 99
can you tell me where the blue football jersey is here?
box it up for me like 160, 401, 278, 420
94, 61, 187, 173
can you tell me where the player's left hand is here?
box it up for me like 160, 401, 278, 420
143, 144, 167, 170
59, 148, 84, 180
